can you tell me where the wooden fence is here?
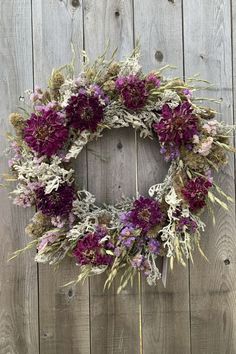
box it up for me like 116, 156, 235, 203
0, 0, 235, 353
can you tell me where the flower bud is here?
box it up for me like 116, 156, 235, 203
49, 70, 65, 90
9, 112, 25, 135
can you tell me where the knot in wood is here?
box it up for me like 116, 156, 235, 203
68, 288, 74, 297
224, 259, 230, 265
71, 0, 80, 8
117, 141, 123, 150
155, 50, 164, 62
19, 96, 25, 102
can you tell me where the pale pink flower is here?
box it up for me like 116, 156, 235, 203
30, 85, 43, 102
13, 194, 33, 208
51, 216, 66, 228
13, 182, 42, 208
8, 141, 21, 167
35, 101, 58, 113
193, 134, 200, 144
202, 120, 219, 136
33, 155, 46, 165
51, 212, 75, 228
75, 73, 87, 87
8, 158, 17, 168
198, 137, 214, 156
37, 231, 59, 252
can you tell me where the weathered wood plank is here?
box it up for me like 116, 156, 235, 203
0, 1, 39, 353
183, 0, 236, 353
83, 0, 141, 353
134, 1, 191, 353
87, 129, 139, 354
32, 1, 90, 353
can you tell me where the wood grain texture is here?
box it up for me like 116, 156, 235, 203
32, 1, 90, 353
183, 0, 236, 353
134, 1, 191, 353
83, 1, 140, 353
0, 1, 39, 353
87, 129, 139, 354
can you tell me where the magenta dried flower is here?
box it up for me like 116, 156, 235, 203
89, 84, 109, 104
146, 73, 161, 88
35, 184, 75, 217
73, 227, 114, 266
115, 75, 148, 110
65, 89, 105, 132
177, 216, 198, 234
24, 109, 68, 157
182, 176, 212, 212
153, 102, 199, 160
125, 196, 164, 233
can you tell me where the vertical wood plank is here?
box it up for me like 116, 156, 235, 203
183, 0, 236, 353
87, 129, 139, 354
0, 1, 39, 353
83, 1, 140, 353
134, 1, 191, 353
32, 1, 90, 353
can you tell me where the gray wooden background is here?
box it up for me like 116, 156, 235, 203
0, 0, 236, 353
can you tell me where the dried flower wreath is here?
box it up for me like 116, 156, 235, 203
5, 47, 235, 291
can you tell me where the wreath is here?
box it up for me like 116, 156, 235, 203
6, 47, 235, 291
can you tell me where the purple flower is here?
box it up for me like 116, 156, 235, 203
90, 84, 109, 104
73, 227, 114, 266
24, 109, 68, 157
114, 247, 121, 257
131, 254, 144, 268
183, 88, 192, 98
148, 239, 160, 254
115, 75, 148, 110
146, 73, 161, 88
119, 225, 136, 248
160, 145, 180, 161
131, 254, 151, 275
119, 211, 131, 224
125, 196, 164, 233
65, 89, 106, 132
177, 216, 198, 234
153, 102, 199, 160
182, 177, 213, 212
35, 184, 75, 217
